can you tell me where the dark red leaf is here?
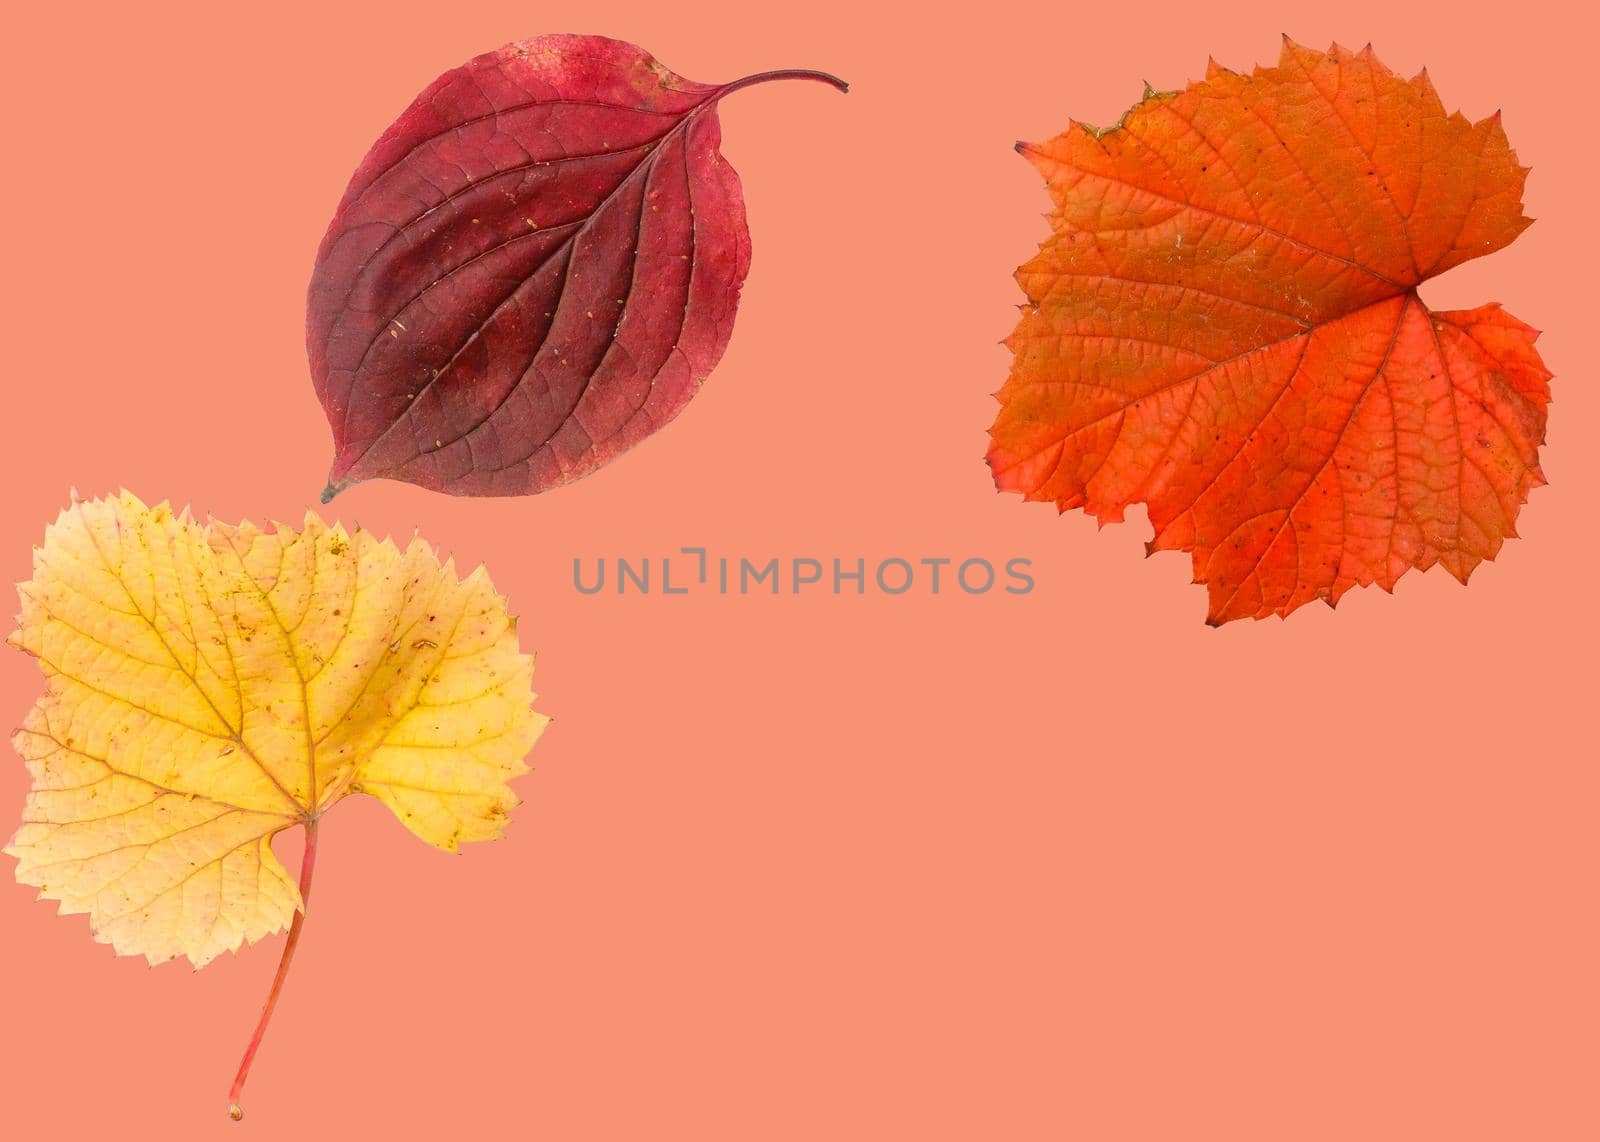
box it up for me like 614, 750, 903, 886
308, 34, 845, 499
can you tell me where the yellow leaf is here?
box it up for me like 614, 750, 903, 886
5, 492, 547, 1115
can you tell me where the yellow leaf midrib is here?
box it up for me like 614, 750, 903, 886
213, 527, 321, 818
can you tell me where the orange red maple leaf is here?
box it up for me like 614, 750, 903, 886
988, 40, 1551, 623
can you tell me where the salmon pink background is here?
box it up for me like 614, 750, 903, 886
1, 1, 1595, 1138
